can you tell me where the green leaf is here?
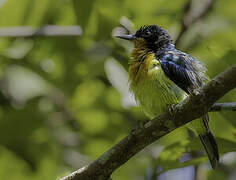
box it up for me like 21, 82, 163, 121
156, 137, 236, 171
0, 0, 30, 26
72, 0, 96, 29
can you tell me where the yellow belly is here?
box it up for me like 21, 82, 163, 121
129, 53, 186, 119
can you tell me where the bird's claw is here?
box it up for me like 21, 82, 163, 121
167, 104, 177, 115
130, 119, 150, 135
140, 119, 150, 128
190, 89, 201, 96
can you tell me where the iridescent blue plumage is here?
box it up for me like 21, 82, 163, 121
156, 47, 207, 94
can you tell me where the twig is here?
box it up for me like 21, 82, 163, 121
210, 102, 236, 112
0, 25, 82, 37
175, 0, 215, 46
60, 66, 236, 180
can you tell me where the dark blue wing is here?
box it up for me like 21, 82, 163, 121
156, 51, 207, 94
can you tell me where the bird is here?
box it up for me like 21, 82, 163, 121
116, 25, 219, 169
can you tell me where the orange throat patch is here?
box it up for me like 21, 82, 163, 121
129, 38, 154, 84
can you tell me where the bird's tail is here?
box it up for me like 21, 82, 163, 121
199, 114, 219, 169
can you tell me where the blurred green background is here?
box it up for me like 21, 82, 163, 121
0, 0, 236, 179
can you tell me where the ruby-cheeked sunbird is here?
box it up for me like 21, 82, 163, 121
116, 25, 219, 168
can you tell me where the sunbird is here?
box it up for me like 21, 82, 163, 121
116, 25, 219, 168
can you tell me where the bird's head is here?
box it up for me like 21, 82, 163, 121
116, 25, 173, 51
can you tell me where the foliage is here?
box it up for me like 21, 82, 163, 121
0, 0, 236, 179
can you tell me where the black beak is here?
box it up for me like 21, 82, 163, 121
115, 34, 136, 40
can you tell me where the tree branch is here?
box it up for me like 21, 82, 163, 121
175, 0, 215, 46
61, 66, 236, 180
0, 25, 82, 37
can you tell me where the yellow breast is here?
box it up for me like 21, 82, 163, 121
128, 47, 185, 118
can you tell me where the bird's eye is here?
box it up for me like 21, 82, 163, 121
143, 31, 151, 37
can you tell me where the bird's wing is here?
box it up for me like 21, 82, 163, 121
157, 51, 219, 168
156, 51, 207, 94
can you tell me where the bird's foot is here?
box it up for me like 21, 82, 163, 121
167, 104, 177, 116
140, 119, 150, 128
130, 119, 150, 134
190, 89, 201, 96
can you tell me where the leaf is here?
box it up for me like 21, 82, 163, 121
5, 65, 50, 104
0, 0, 30, 26
104, 57, 137, 108
156, 137, 236, 171
72, 0, 96, 30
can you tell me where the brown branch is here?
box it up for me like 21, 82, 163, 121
175, 0, 215, 46
0, 25, 82, 37
60, 66, 236, 180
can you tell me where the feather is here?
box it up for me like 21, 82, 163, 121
156, 49, 207, 94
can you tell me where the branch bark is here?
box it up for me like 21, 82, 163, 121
0, 25, 82, 37
61, 66, 236, 180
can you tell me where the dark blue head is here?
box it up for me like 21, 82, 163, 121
116, 25, 173, 51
